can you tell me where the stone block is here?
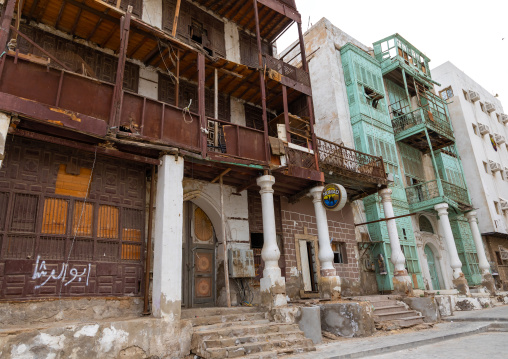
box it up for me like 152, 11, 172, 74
295, 306, 322, 344
319, 302, 375, 338
403, 297, 440, 323
435, 295, 454, 317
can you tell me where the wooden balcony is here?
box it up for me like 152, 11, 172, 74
405, 179, 471, 212
317, 137, 387, 200
391, 106, 454, 153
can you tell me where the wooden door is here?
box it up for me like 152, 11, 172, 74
425, 245, 440, 290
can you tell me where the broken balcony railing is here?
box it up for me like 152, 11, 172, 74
262, 54, 311, 88
316, 137, 386, 182
405, 179, 470, 207
391, 105, 454, 140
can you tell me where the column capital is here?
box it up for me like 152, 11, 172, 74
379, 188, 393, 203
465, 211, 478, 222
434, 203, 449, 215
257, 175, 275, 194
309, 186, 324, 204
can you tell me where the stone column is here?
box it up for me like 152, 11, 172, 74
152, 155, 184, 318
309, 186, 341, 299
434, 203, 470, 295
466, 211, 496, 293
0, 112, 11, 168
379, 188, 413, 295
257, 175, 287, 308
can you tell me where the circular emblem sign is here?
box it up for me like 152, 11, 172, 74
322, 183, 347, 211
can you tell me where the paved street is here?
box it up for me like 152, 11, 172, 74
288, 304, 508, 359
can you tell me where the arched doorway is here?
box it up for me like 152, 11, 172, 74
424, 244, 440, 290
182, 202, 216, 308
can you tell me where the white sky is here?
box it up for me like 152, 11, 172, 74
276, 0, 508, 110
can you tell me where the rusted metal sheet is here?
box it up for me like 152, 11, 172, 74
287, 166, 324, 182
0, 136, 147, 300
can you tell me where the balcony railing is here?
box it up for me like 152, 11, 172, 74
392, 106, 454, 140
405, 179, 470, 207
263, 54, 311, 88
317, 137, 386, 182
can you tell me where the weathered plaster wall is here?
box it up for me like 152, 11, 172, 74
0, 317, 192, 359
138, 67, 159, 100
141, 0, 162, 29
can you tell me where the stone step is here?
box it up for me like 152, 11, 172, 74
370, 300, 399, 308
351, 295, 397, 302
374, 305, 408, 314
394, 316, 425, 328
190, 312, 266, 326
193, 322, 300, 341
199, 337, 315, 359
374, 310, 420, 322
238, 345, 316, 359
181, 306, 262, 319
193, 319, 271, 333
203, 331, 306, 349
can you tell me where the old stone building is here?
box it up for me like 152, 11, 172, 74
0, 1, 389, 357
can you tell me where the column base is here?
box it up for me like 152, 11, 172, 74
260, 275, 287, 308
319, 275, 341, 300
392, 271, 414, 296
452, 273, 470, 296
481, 271, 496, 295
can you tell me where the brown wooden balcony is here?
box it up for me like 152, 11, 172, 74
263, 54, 311, 96
317, 137, 387, 200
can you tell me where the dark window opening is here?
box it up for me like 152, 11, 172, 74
250, 232, 264, 249
495, 251, 504, 265
364, 86, 383, 109
332, 242, 347, 264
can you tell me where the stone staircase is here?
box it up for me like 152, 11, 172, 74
183, 307, 315, 358
354, 295, 424, 329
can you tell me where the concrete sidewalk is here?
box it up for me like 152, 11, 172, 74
286, 305, 508, 359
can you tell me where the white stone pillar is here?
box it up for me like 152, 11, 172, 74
466, 211, 496, 293
435, 203, 470, 295
257, 175, 286, 307
379, 188, 413, 295
0, 112, 11, 168
309, 186, 341, 299
152, 155, 184, 318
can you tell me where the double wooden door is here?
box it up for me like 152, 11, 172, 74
182, 202, 216, 307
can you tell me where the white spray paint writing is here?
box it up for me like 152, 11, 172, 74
32, 255, 91, 289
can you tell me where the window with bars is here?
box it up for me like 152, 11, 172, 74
440, 86, 454, 101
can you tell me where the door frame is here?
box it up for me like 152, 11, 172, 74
295, 233, 321, 298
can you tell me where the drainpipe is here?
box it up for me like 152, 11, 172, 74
143, 165, 155, 315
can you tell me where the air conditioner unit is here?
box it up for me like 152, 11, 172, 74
478, 123, 490, 135
500, 198, 508, 211
489, 160, 502, 172
468, 90, 480, 102
485, 102, 496, 113
500, 114, 508, 124
495, 134, 506, 145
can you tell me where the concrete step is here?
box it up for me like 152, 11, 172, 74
203, 331, 306, 349
370, 300, 399, 308
374, 310, 420, 322
394, 316, 425, 328
190, 312, 266, 326
181, 306, 261, 319
374, 305, 408, 314
200, 337, 315, 359
193, 322, 301, 341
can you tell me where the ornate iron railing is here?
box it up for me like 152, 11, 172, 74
263, 54, 311, 87
442, 180, 470, 206
392, 106, 453, 139
316, 137, 386, 182
405, 180, 440, 204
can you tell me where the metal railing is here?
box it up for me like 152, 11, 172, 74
285, 146, 317, 171
442, 180, 470, 206
392, 106, 454, 139
405, 179, 470, 206
263, 54, 311, 87
317, 137, 386, 182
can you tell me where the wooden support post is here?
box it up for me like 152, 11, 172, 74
214, 68, 219, 147
172, 0, 182, 37
0, 0, 17, 50
282, 85, 291, 143
175, 49, 180, 107
401, 68, 412, 108
297, 22, 320, 173
143, 165, 156, 315
252, 0, 271, 163
220, 173, 231, 308
198, 52, 207, 157
110, 6, 132, 129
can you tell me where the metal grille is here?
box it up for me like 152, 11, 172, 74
392, 106, 453, 140
263, 54, 311, 87
405, 180, 440, 204
317, 137, 386, 181
286, 147, 317, 170
442, 180, 470, 206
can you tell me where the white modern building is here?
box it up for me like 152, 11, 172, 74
433, 61, 508, 290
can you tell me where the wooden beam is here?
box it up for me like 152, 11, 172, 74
0, 0, 16, 50
172, 0, 181, 37
355, 212, 416, 227
70, 4, 83, 36
87, 9, 110, 41
236, 177, 258, 193
211, 168, 231, 183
